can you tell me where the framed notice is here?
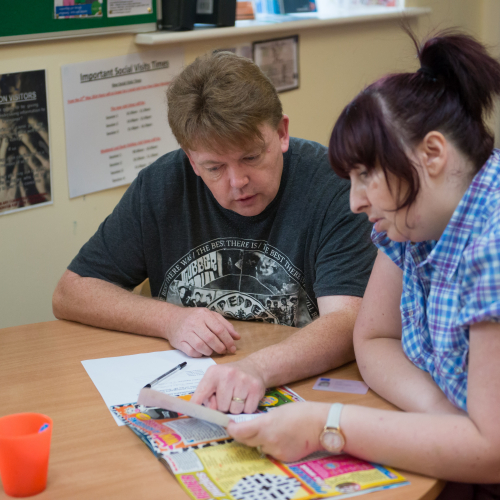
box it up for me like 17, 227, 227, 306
0, 70, 52, 215
61, 48, 184, 198
253, 35, 299, 92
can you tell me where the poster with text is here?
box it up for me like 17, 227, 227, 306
108, 0, 153, 17
54, 0, 103, 18
0, 70, 52, 216
61, 48, 183, 198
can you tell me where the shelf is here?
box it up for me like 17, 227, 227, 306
135, 6, 430, 45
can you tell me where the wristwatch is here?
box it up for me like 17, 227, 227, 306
319, 403, 345, 454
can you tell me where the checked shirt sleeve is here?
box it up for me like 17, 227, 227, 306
371, 228, 406, 270
457, 227, 500, 327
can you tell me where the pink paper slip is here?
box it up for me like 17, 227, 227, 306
313, 377, 369, 394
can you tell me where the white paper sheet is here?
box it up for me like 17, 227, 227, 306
61, 48, 183, 198
82, 350, 216, 425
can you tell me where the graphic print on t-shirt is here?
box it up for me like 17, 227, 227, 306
159, 238, 318, 327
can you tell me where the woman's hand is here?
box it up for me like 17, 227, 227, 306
227, 402, 330, 462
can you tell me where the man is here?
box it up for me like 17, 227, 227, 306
53, 51, 376, 414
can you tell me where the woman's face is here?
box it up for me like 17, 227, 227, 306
349, 164, 428, 243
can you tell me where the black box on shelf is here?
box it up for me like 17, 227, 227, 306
195, 0, 237, 26
158, 0, 196, 31
158, 0, 237, 31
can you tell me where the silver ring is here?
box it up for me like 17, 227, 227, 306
232, 396, 246, 403
256, 445, 265, 457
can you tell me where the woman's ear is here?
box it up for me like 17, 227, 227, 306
416, 131, 448, 179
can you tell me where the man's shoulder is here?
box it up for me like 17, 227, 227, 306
289, 136, 328, 160
288, 136, 349, 192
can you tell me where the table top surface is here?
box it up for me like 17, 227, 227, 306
0, 320, 444, 500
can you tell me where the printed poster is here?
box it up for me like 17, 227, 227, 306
61, 48, 183, 198
54, 0, 103, 18
0, 70, 52, 215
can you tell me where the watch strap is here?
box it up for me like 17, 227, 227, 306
325, 403, 344, 430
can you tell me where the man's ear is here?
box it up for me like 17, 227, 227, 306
184, 150, 201, 177
278, 115, 290, 154
416, 131, 448, 179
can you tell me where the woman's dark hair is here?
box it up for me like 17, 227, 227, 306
329, 28, 500, 210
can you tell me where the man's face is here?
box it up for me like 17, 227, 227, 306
186, 116, 290, 217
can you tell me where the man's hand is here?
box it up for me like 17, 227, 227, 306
190, 359, 266, 414
166, 307, 240, 358
190, 296, 359, 414
53, 271, 241, 357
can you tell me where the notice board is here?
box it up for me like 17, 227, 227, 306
0, 1, 157, 45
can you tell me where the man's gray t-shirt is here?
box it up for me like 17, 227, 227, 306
69, 138, 376, 327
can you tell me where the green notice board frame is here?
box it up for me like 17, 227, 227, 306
0, 1, 157, 45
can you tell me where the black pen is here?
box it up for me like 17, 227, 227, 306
143, 361, 187, 389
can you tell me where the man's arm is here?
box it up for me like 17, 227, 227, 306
52, 270, 240, 357
190, 294, 360, 414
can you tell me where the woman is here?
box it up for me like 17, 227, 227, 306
227, 29, 500, 499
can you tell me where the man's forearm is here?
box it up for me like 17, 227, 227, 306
246, 309, 356, 389
52, 271, 173, 340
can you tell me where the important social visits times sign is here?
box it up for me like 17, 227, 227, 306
61, 48, 183, 198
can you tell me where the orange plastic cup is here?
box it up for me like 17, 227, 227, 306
0, 413, 52, 497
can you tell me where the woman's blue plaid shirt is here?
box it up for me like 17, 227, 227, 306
372, 149, 500, 412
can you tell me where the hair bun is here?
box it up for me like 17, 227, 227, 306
417, 30, 500, 121
416, 66, 437, 82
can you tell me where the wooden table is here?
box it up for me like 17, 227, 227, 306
0, 320, 444, 500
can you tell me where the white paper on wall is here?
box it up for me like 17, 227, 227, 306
61, 48, 183, 198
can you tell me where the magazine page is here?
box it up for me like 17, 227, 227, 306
257, 386, 304, 411
111, 385, 305, 455
112, 397, 232, 456
280, 451, 407, 497
162, 445, 407, 500
165, 441, 316, 500
112, 386, 408, 499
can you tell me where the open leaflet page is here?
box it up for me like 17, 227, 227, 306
111, 387, 408, 499
111, 386, 302, 456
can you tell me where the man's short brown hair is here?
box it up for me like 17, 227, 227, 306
167, 51, 283, 153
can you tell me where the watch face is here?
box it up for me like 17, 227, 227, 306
321, 429, 345, 453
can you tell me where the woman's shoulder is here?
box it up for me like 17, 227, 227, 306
473, 163, 500, 241
461, 191, 500, 280
459, 149, 500, 249
371, 229, 407, 270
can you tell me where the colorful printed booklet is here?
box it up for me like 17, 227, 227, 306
111, 387, 408, 500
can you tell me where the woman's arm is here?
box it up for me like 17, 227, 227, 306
229, 322, 500, 480
355, 251, 463, 415
340, 320, 500, 481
